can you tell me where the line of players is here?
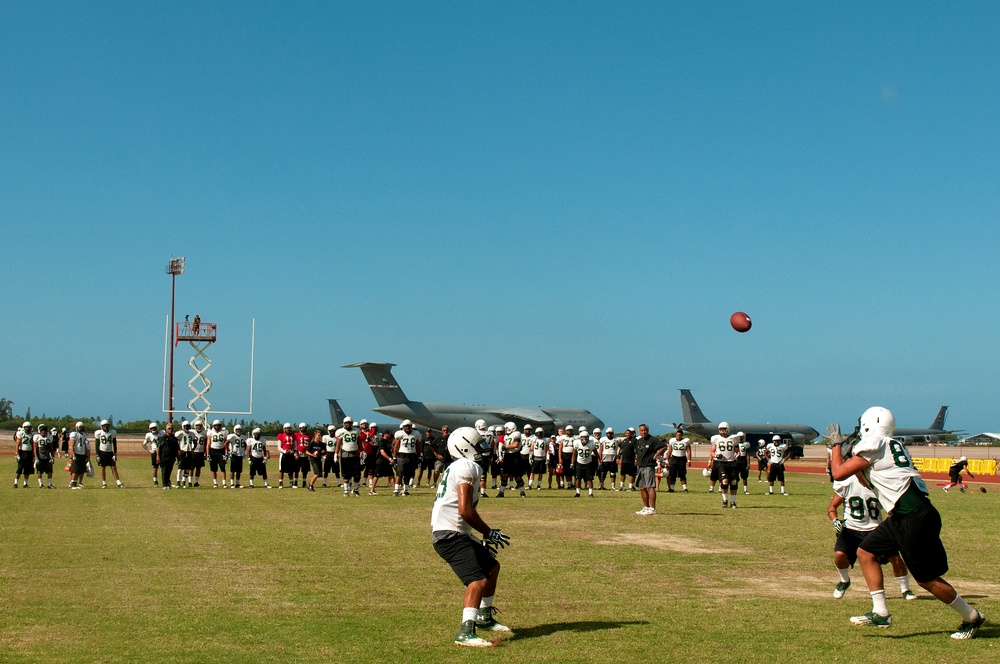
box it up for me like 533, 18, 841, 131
139, 417, 449, 494
703, 422, 794, 509
12, 420, 124, 489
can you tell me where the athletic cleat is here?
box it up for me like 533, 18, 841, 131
353, 489, 360, 496
850, 611, 891, 628
951, 610, 986, 640
368, 490, 378, 495
730, 503, 737, 509
403, 490, 410, 496
636, 507, 650, 515
454, 621, 495, 648
476, 607, 513, 633
902, 590, 917, 601
833, 581, 851, 599
667, 488, 674, 493
520, 490, 526, 498
942, 487, 949, 492
574, 493, 580, 498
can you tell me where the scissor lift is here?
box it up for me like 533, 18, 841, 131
176, 320, 217, 423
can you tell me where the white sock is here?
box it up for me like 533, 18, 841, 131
462, 607, 478, 623
838, 568, 851, 583
479, 595, 494, 609
896, 575, 911, 593
949, 595, 979, 622
681, 483, 687, 490
588, 488, 593, 496
870, 590, 888, 616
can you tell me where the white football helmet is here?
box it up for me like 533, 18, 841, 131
579, 429, 590, 439
100, 419, 110, 431
193, 419, 203, 430
327, 424, 336, 432
504, 422, 516, 435
447, 427, 487, 462
718, 421, 729, 431
960, 456, 967, 462
181, 421, 190, 430
251, 427, 261, 437
283, 423, 292, 431
149, 422, 158, 431
23, 421, 32, 429
233, 424, 242, 433
75, 421, 85, 431
401, 419, 413, 430
565, 425, 575, 433
298, 422, 307, 430
859, 407, 895, 437
524, 424, 532, 431
535, 427, 544, 434
474, 419, 487, 433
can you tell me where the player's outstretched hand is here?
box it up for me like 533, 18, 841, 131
826, 424, 847, 446
485, 529, 510, 552
832, 519, 845, 534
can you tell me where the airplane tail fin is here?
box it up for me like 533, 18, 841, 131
328, 399, 348, 425
929, 406, 948, 431
679, 389, 710, 424
342, 362, 410, 407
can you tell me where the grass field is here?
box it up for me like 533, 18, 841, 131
1, 459, 996, 663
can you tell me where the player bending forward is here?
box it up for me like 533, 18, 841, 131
829, 408, 986, 639
828, 474, 916, 601
431, 427, 513, 647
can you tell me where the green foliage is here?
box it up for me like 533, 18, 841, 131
0, 397, 12, 421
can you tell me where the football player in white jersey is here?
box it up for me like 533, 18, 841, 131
191, 419, 207, 487
13, 422, 34, 488
177, 421, 195, 488
68, 422, 91, 489
335, 417, 362, 497
666, 429, 692, 493
528, 427, 547, 490
322, 425, 339, 488
247, 428, 271, 488
431, 427, 512, 647
765, 435, 789, 495
393, 420, 421, 496
556, 426, 575, 490
830, 408, 985, 639
710, 423, 739, 508
142, 422, 164, 487
32, 424, 56, 489
828, 474, 915, 601
226, 424, 247, 488
597, 428, 618, 491
207, 420, 229, 488
573, 429, 597, 498
94, 419, 124, 488
499, 427, 525, 498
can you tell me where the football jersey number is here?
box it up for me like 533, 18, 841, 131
888, 440, 912, 469
435, 468, 451, 499
847, 496, 880, 521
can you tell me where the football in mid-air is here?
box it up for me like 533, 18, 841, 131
730, 311, 752, 333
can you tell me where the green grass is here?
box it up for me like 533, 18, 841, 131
0, 460, 996, 663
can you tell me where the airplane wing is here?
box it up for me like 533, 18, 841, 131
491, 407, 554, 426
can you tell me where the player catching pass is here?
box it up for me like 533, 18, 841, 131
829, 408, 986, 639
431, 427, 512, 647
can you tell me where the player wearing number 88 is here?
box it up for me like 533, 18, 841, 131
828, 475, 915, 601
830, 407, 986, 639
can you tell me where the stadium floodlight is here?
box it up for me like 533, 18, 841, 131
165, 257, 186, 424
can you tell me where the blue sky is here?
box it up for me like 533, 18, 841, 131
3, 2, 998, 435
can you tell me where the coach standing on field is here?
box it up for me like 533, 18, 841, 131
634, 424, 667, 516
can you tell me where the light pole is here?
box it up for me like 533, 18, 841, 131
165, 257, 185, 425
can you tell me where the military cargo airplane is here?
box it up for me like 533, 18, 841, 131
884, 406, 957, 444
675, 388, 820, 444
326, 398, 396, 434
344, 362, 604, 434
